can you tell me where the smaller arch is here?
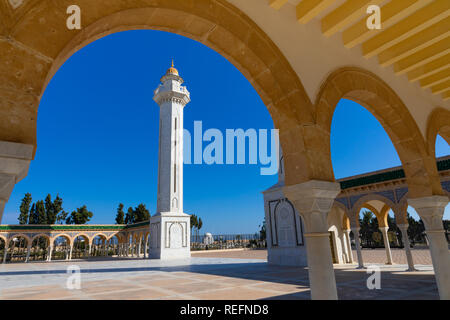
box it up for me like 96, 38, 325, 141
426, 107, 450, 157
0, 234, 7, 243
72, 234, 91, 259
362, 203, 389, 228
106, 232, 120, 241
315, 67, 443, 198
8, 234, 32, 245
30, 234, 51, 262
51, 234, 72, 246
90, 233, 107, 241
351, 193, 397, 218
31, 233, 51, 243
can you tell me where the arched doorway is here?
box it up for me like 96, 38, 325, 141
30, 235, 51, 262
51, 235, 71, 261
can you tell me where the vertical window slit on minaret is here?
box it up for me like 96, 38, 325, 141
174, 117, 177, 193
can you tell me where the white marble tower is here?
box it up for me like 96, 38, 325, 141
149, 61, 191, 260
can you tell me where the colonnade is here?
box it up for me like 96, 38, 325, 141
339, 196, 449, 300
0, 231, 150, 263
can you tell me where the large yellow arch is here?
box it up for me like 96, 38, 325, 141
315, 67, 444, 198
0, 0, 318, 186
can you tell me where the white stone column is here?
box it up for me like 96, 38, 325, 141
284, 180, 341, 300
68, 245, 73, 260
2, 240, 8, 263
409, 196, 450, 300
343, 229, 354, 264
25, 244, 31, 263
137, 240, 141, 258
397, 224, 416, 271
379, 227, 393, 265
102, 239, 107, 256
143, 238, 148, 259
0, 141, 34, 223
351, 227, 364, 268
47, 245, 53, 262
88, 242, 92, 257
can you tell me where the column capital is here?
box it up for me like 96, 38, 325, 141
283, 180, 340, 233
408, 195, 449, 231
0, 141, 34, 223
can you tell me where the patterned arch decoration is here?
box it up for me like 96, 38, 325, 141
315, 67, 444, 198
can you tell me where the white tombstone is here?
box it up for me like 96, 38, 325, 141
262, 147, 308, 266
149, 62, 191, 260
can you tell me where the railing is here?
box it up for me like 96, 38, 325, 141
190, 233, 266, 250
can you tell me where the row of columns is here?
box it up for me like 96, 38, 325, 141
343, 196, 449, 299
348, 225, 414, 270
1, 238, 117, 263
117, 235, 149, 258
285, 181, 449, 300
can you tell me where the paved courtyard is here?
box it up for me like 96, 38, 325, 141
0, 249, 439, 300
192, 248, 433, 265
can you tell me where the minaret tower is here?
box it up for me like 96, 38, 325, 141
149, 61, 191, 260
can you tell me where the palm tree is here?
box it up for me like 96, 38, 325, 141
190, 214, 198, 243
197, 218, 203, 243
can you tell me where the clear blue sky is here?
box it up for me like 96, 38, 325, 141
3, 30, 449, 232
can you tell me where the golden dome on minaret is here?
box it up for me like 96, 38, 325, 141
166, 59, 179, 76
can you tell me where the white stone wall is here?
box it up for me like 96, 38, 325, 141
263, 185, 308, 267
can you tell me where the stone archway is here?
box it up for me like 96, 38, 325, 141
30, 234, 51, 262
0, 0, 316, 186
426, 107, 450, 157
315, 67, 444, 199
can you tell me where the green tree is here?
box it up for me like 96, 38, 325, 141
66, 206, 93, 224
52, 195, 64, 224
197, 218, 203, 242
28, 203, 37, 224
115, 203, 125, 224
18, 193, 32, 224
56, 210, 69, 224
44, 194, 57, 224
134, 204, 150, 223
35, 200, 47, 224
125, 207, 135, 224
407, 213, 426, 244
190, 214, 198, 241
